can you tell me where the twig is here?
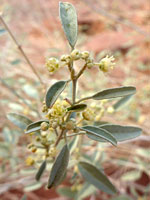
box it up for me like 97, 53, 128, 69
0, 15, 44, 85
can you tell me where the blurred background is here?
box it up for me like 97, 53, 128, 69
0, 0, 150, 199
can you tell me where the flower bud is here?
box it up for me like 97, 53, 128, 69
82, 108, 95, 121
41, 122, 49, 131
60, 55, 71, 64
81, 51, 90, 59
65, 120, 75, 130
70, 49, 81, 60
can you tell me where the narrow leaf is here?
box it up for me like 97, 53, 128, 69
57, 187, 77, 199
113, 95, 133, 110
24, 182, 42, 192
67, 104, 87, 112
47, 144, 69, 189
25, 120, 49, 134
7, 113, 32, 130
99, 124, 142, 142
78, 162, 116, 195
46, 80, 67, 108
81, 126, 117, 146
35, 160, 47, 181
59, 2, 78, 48
92, 86, 136, 100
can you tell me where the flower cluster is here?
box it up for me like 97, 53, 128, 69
46, 49, 115, 75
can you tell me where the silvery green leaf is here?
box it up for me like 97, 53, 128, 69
76, 182, 96, 200
25, 120, 49, 134
59, 2, 78, 48
81, 126, 117, 146
113, 95, 133, 110
7, 113, 32, 130
92, 86, 136, 100
46, 80, 67, 108
35, 160, 47, 181
67, 104, 87, 112
47, 144, 69, 189
99, 124, 142, 142
78, 162, 116, 195
57, 187, 77, 199
24, 182, 42, 192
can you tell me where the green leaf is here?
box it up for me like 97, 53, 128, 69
110, 195, 132, 200
113, 95, 133, 110
35, 160, 47, 181
57, 187, 77, 199
59, 2, 78, 48
92, 86, 136, 100
121, 170, 141, 181
76, 182, 96, 200
67, 104, 87, 112
25, 120, 49, 134
24, 182, 42, 192
46, 80, 67, 108
99, 124, 142, 142
78, 162, 116, 195
7, 113, 32, 130
81, 126, 117, 146
68, 135, 79, 154
47, 144, 69, 189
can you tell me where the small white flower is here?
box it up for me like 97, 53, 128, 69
99, 55, 115, 72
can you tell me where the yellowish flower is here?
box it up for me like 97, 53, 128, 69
25, 157, 35, 166
82, 108, 95, 121
99, 55, 115, 72
45, 57, 59, 73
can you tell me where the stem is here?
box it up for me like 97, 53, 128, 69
72, 79, 77, 104
75, 96, 91, 104
76, 64, 87, 79
0, 15, 44, 86
54, 129, 66, 147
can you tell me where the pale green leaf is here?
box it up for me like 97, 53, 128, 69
99, 124, 142, 142
121, 170, 141, 181
46, 80, 67, 108
47, 144, 69, 189
59, 2, 78, 48
24, 182, 42, 192
35, 160, 47, 181
92, 86, 136, 100
67, 104, 87, 112
57, 187, 77, 199
113, 95, 133, 110
7, 113, 32, 130
81, 126, 117, 146
25, 120, 49, 134
76, 182, 96, 200
78, 162, 116, 195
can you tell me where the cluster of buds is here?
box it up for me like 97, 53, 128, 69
46, 50, 115, 74
45, 57, 59, 73
46, 100, 68, 128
